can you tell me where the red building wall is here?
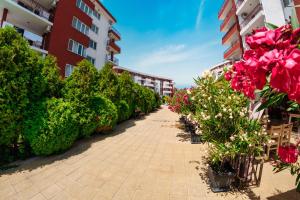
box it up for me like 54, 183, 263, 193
295, 0, 300, 23
45, 0, 94, 77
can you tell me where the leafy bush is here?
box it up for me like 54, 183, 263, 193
0, 27, 45, 147
90, 95, 118, 131
118, 72, 136, 116
63, 60, 99, 137
24, 98, 79, 156
98, 63, 120, 103
41, 56, 64, 98
116, 100, 131, 122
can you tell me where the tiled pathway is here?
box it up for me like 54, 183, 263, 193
0, 106, 299, 200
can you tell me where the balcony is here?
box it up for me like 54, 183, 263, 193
107, 40, 121, 54
220, 8, 236, 32
224, 40, 242, 60
222, 23, 239, 45
0, 0, 53, 35
239, 4, 264, 36
218, 0, 233, 20
106, 55, 119, 65
108, 27, 121, 41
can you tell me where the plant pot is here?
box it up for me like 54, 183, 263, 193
190, 134, 202, 144
208, 166, 235, 193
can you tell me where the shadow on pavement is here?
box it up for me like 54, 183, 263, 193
0, 118, 139, 176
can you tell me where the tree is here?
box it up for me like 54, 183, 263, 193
63, 60, 99, 137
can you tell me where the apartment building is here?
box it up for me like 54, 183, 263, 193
218, 0, 244, 61
0, 0, 121, 77
235, 0, 294, 49
210, 60, 232, 78
113, 66, 175, 97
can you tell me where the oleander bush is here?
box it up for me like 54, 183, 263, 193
118, 72, 136, 116
24, 98, 79, 156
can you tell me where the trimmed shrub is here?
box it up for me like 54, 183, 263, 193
24, 98, 79, 156
118, 72, 136, 116
63, 60, 99, 137
91, 95, 118, 132
41, 56, 64, 98
0, 27, 45, 147
116, 100, 131, 122
97, 63, 120, 103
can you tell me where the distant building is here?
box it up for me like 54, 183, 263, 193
0, 0, 121, 77
113, 66, 174, 97
218, 0, 244, 61
210, 60, 232, 78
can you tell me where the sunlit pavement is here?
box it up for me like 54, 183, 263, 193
0, 106, 299, 200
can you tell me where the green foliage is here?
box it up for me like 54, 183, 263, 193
0, 27, 44, 147
24, 98, 79, 156
90, 95, 118, 131
63, 60, 99, 137
118, 72, 136, 115
117, 100, 131, 122
133, 84, 157, 113
41, 56, 64, 98
98, 63, 120, 103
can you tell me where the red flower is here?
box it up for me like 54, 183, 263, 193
278, 145, 299, 164
224, 71, 232, 81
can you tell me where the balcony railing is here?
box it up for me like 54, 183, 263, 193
224, 40, 240, 58
240, 4, 263, 28
106, 55, 119, 65
111, 27, 121, 37
107, 40, 121, 53
220, 8, 236, 31
218, 0, 230, 18
222, 23, 238, 44
12, 0, 52, 21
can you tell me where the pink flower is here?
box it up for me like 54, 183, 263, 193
278, 145, 299, 164
224, 71, 232, 81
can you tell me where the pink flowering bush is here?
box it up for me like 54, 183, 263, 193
225, 24, 300, 103
168, 88, 194, 115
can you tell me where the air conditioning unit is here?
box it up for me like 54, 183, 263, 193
241, 12, 248, 19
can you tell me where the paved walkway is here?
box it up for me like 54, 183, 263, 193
0, 107, 299, 200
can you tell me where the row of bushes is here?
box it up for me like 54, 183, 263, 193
0, 27, 161, 164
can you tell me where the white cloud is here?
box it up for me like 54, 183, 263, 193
135, 44, 188, 68
130, 40, 221, 87
195, 0, 206, 30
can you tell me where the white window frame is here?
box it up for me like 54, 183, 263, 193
87, 56, 95, 65
72, 17, 89, 36
68, 39, 87, 57
65, 64, 74, 77
76, 0, 93, 17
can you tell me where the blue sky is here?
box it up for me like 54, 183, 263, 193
102, 0, 225, 88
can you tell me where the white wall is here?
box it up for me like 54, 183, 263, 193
87, 12, 111, 70
261, 0, 286, 26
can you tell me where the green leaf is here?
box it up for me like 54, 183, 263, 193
265, 22, 278, 30
291, 10, 300, 30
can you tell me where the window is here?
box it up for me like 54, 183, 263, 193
76, 0, 93, 17
72, 17, 89, 35
93, 11, 101, 20
65, 64, 74, 77
86, 56, 95, 65
68, 39, 87, 57
89, 39, 97, 50
91, 24, 99, 34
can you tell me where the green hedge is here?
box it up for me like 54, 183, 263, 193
24, 98, 79, 156
0, 26, 162, 162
